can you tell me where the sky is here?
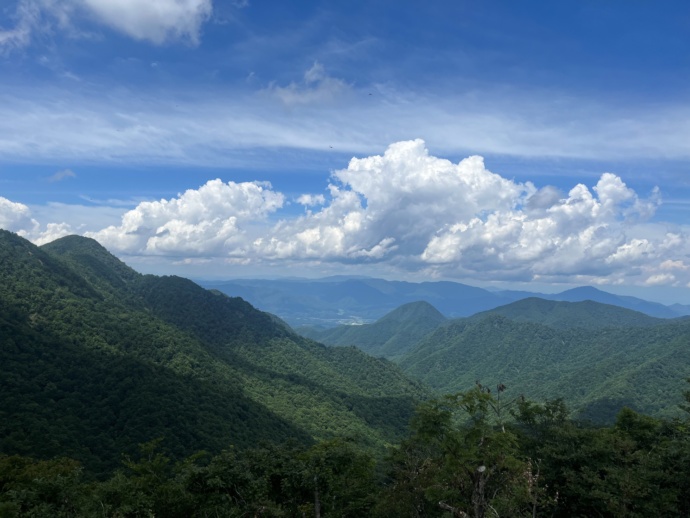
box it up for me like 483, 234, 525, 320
1, 0, 690, 304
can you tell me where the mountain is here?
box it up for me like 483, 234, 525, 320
199, 278, 516, 327
667, 303, 690, 317
299, 301, 447, 359
398, 308, 690, 423
0, 231, 428, 476
199, 278, 683, 327
542, 286, 679, 318
468, 297, 665, 330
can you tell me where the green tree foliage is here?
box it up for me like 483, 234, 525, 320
379, 385, 535, 517
1, 231, 426, 475
400, 313, 690, 422
2, 389, 690, 517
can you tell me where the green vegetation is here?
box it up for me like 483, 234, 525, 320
467, 297, 665, 330
399, 313, 690, 422
3, 384, 690, 517
0, 231, 427, 476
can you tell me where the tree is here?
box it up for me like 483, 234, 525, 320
379, 386, 534, 518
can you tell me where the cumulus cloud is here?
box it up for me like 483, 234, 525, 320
421, 168, 665, 282
86, 179, 284, 256
258, 140, 531, 262
31, 222, 74, 245
0, 197, 74, 244
2, 140, 689, 289
0, 196, 38, 232
296, 194, 326, 207
0, 0, 212, 50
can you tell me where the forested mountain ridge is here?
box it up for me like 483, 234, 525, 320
399, 311, 690, 422
0, 231, 428, 475
298, 301, 447, 359
466, 297, 666, 330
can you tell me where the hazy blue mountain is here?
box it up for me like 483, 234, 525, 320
668, 303, 690, 316
299, 301, 447, 360
199, 277, 681, 327
199, 278, 517, 327
542, 286, 678, 318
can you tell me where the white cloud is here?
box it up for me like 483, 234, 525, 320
86, 179, 284, 256
421, 169, 665, 281
645, 273, 675, 286
257, 140, 531, 262
79, 0, 212, 44
3, 140, 690, 290
0, 196, 38, 232
660, 259, 688, 271
0, 197, 74, 245
0, 0, 212, 51
296, 194, 326, 207
266, 62, 350, 107
31, 222, 74, 245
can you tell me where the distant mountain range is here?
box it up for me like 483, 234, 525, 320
199, 277, 688, 327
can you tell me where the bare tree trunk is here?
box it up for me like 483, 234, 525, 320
473, 469, 487, 518
314, 474, 321, 518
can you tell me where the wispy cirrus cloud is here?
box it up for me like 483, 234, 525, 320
47, 168, 76, 182
1, 76, 690, 170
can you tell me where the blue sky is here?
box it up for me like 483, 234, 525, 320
2, 0, 690, 303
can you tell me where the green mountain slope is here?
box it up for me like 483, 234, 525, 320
299, 301, 446, 359
468, 297, 665, 330
399, 313, 690, 422
0, 231, 427, 475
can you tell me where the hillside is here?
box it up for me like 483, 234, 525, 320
399, 312, 690, 422
0, 231, 428, 475
299, 301, 446, 359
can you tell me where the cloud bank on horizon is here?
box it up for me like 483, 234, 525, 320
3, 139, 687, 289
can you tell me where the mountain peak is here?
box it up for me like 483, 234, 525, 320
41, 234, 140, 289
378, 300, 446, 324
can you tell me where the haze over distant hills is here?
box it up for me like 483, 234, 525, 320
200, 277, 689, 327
